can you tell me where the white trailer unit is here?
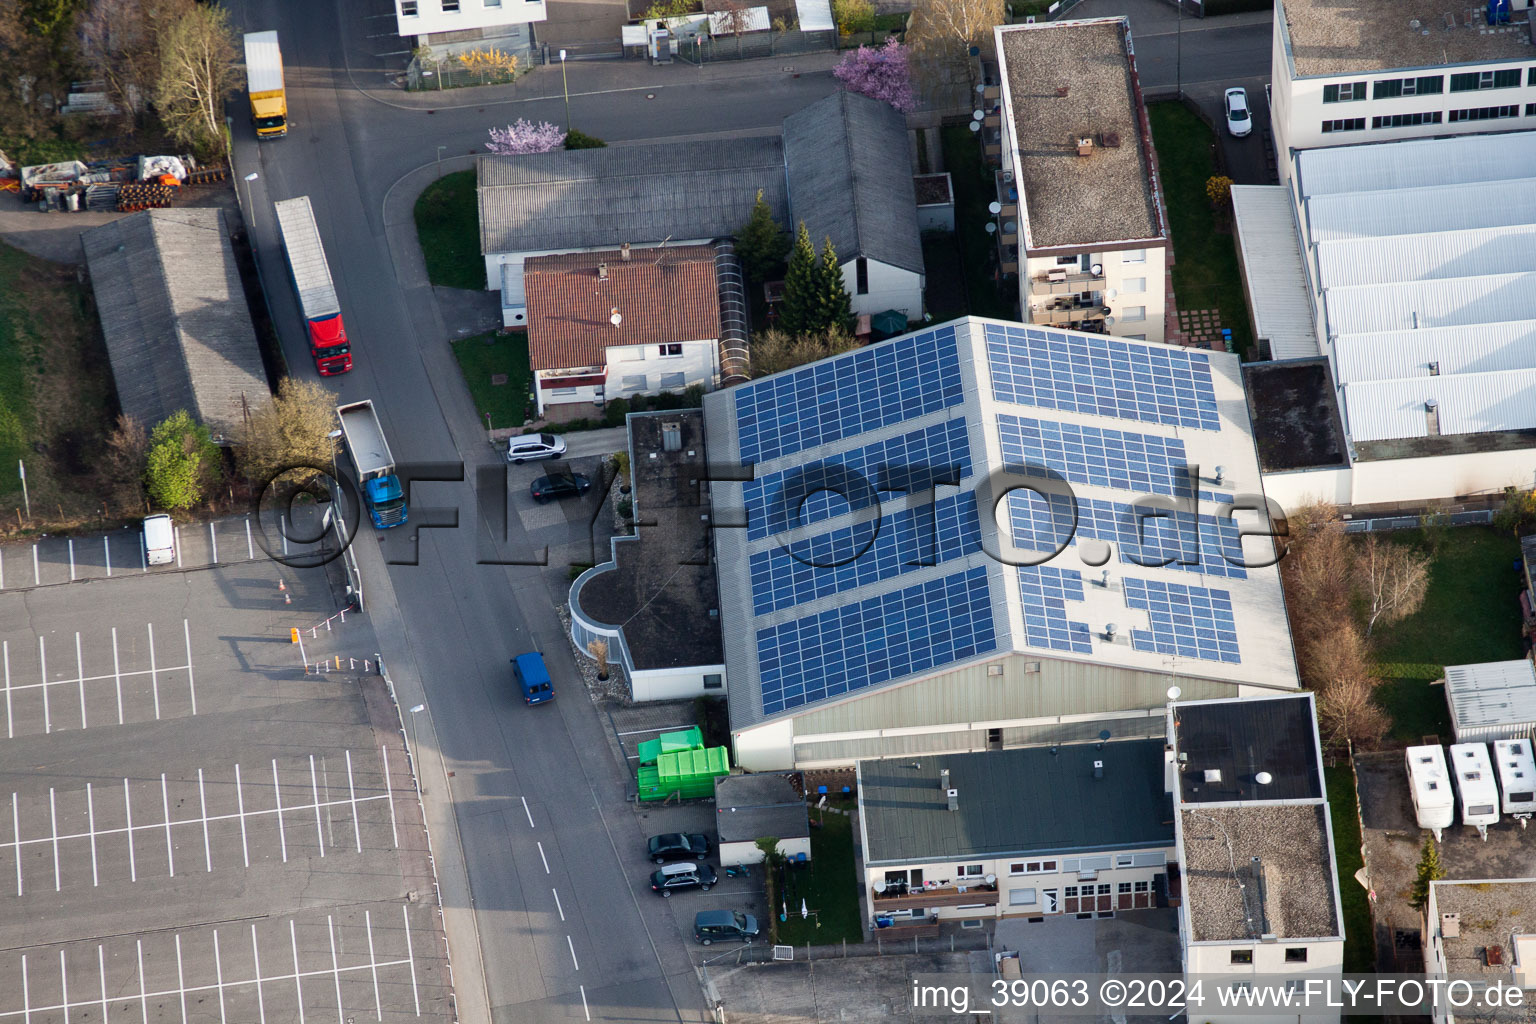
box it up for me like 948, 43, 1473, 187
1406, 744, 1455, 840
1449, 742, 1500, 839
1494, 739, 1536, 826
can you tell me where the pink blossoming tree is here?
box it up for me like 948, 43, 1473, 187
485, 119, 567, 155
831, 38, 916, 113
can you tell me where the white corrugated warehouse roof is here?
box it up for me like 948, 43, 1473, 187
1334, 321, 1536, 383
1343, 369, 1536, 442
1443, 660, 1536, 742
1323, 273, 1536, 338
1295, 132, 1536, 197
794, 0, 833, 31
1292, 131, 1536, 448
1230, 186, 1318, 360
1315, 224, 1536, 288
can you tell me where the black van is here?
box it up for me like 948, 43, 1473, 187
693, 910, 759, 945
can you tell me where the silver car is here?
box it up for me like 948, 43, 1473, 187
1224, 87, 1252, 138
506, 432, 567, 464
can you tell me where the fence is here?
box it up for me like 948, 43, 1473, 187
673, 28, 835, 64
1341, 509, 1494, 534
405, 55, 524, 91
714, 924, 997, 966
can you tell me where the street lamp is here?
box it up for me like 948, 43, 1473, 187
407, 703, 426, 793
241, 171, 258, 226
559, 49, 571, 133
435, 145, 446, 179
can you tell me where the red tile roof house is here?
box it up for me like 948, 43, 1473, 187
524, 246, 722, 420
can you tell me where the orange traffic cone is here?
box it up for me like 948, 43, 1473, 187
279, 579, 287, 591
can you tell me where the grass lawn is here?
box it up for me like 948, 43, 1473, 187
414, 170, 483, 291
1325, 765, 1375, 973
1146, 103, 1254, 358
1367, 526, 1523, 742
0, 242, 116, 522
939, 125, 1017, 322
451, 330, 531, 430
775, 811, 864, 946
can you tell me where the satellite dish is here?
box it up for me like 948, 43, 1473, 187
610, 311, 623, 327
1256, 772, 1274, 785
972, 109, 985, 121
985, 222, 996, 234
969, 121, 981, 133
1104, 316, 1116, 326
1003, 221, 1017, 234
1106, 289, 1118, 300
976, 83, 987, 93
1091, 263, 1103, 276
1099, 729, 1112, 742
1167, 686, 1182, 701
985, 873, 997, 885
988, 201, 1002, 215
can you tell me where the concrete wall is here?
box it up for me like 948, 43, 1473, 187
1260, 465, 1352, 513
536, 340, 718, 414
630, 663, 727, 703
398, 0, 546, 40
734, 717, 795, 771
719, 835, 812, 867
843, 258, 923, 322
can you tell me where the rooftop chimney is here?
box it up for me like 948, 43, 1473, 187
946, 788, 959, 812
597, 262, 609, 281
1093, 760, 1104, 780
1442, 913, 1461, 938
940, 768, 951, 791
1056, 85, 1070, 97
621, 242, 632, 261
1076, 136, 1094, 157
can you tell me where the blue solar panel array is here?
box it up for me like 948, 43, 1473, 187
756, 566, 998, 716
997, 415, 1194, 498
984, 324, 1221, 431
733, 326, 966, 465
1017, 566, 1093, 654
744, 419, 972, 541
1122, 578, 1241, 664
748, 493, 982, 615
1005, 493, 1248, 580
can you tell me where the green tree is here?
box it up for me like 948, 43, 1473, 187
778, 222, 818, 336
154, 2, 240, 158
1409, 836, 1445, 910
735, 189, 790, 285
238, 377, 337, 486
815, 236, 855, 335
144, 410, 220, 511
19, 0, 83, 38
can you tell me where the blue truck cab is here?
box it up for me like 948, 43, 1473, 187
511, 652, 553, 705
362, 475, 407, 528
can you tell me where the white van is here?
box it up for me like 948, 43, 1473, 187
143, 514, 176, 566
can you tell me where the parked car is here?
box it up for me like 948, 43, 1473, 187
1224, 87, 1253, 137
143, 514, 176, 566
693, 909, 759, 945
506, 433, 567, 464
530, 471, 591, 503
647, 832, 711, 864
510, 651, 553, 705
650, 861, 717, 897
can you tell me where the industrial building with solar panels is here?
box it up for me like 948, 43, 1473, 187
703, 316, 1301, 771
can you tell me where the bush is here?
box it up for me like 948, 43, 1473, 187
832, 0, 876, 34
564, 129, 607, 149
144, 410, 221, 511
603, 398, 630, 427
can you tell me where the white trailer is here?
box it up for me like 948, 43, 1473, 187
1406, 744, 1455, 841
1449, 742, 1500, 840
1494, 739, 1536, 827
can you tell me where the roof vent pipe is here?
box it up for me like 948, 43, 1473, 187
946, 788, 959, 811
940, 768, 950, 791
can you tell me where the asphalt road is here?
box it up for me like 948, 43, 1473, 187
224, 1, 1276, 1021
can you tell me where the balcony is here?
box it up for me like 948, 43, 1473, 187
1029, 270, 1105, 297
871, 883, 1001, 911
1030, 299, 1109, 327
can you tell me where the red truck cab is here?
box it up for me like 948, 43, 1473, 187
309, 314, 352, 375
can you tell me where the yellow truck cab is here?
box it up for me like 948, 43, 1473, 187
244, 31, 287, 139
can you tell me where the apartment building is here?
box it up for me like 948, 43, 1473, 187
994, 18, 1170, 343
1272, 0, 1536, 167
394, 0, 546, 56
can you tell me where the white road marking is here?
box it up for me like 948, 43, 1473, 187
209, 521, 218, 564
199, 768, 212, 872
291, 919, 305, 1024
123, 779, 135, 882
365, 910, 382, 1022
310, 754, 326, 858
251, 923, 267, 1024
184, 619, 196, 716
4, 640, 12, 740
328, 915, 344, 1024
19, 954, 26, 1024
273, 760, 287, 862
581, 984, 590, 1021
59, 952, 67, 1024
553, 887, 565, 921
383, 745, 398, 849
521, 795, 535, 828
31, 545, 38, 586
9, 793, 18, 896
403, 904, 421, 1016
111, 627, 123, 726
567, 935, 580, 971
104, 536, 112, 577
147, 622, 159, 720
345, 750, 362, 854
161, 773, 175, 876
68, 538, 75, 581
48, 788, 59, 891
38, 637, 48, 734
176, 933, 188, 1024
86, 783, 98, 887
97, 945, 108, 1024
235, 764, 249, 868
75, 632, 86, 730
245, 519, 254, 560
538, 840, 549, 873
136, 940, 148, 1023
213, 930, 227, 1024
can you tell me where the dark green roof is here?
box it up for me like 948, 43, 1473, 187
859, 739, 1174, 865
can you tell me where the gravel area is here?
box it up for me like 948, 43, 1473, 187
1180, 804, 1340, 942
1432, 880, 1536, 977
998, 21, 1160, 249
1283, 0, 1535, 76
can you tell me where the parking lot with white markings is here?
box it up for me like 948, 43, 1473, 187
0, 536, 454, 1022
